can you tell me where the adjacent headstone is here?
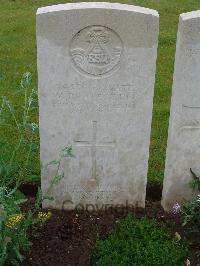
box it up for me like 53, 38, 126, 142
162, 11, 200, 211
37, 2, 159, 209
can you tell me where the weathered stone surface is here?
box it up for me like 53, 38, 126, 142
162, 11, 200, 211
37, 2, 159, 209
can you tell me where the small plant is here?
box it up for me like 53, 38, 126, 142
190, 168, 200, 192
0, 186, 35, 265
46, 146, 75, 192
0, 145, 74, 265
0, 73, 74, 264
0, 72, 40, 264
0, 72, 39, 186
93, 215, 188, 266
181, 169, 200, 256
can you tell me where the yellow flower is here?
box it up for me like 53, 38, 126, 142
38, 211, 52, 222
5, 214, 24, 229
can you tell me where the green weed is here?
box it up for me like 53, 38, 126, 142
93, 215, 188, 265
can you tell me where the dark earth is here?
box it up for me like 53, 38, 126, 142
20, 184, 200, 266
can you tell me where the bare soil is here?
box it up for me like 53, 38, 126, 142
21, 185, 200, 266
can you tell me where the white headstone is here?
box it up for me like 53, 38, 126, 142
162, 11, 200, 211
37, 2, 159, 209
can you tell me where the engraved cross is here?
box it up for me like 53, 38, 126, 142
74, 121, 115, 181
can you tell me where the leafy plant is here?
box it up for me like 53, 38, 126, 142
0, 145, 74, 265
0, 184, 54, 265
0, 72, 39, 186
181, 169, 200, 256
0, 186, 32, 265
0, 72, 74, 264
93, 215, 187, 266
47, 146, 75, 188
190, 168, 200, 192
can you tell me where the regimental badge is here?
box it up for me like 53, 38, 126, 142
70, 26, 123, 76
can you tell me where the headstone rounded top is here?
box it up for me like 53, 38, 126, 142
180, 10, 200, 21
37, 2, 159, 17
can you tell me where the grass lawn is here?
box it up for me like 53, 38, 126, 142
0, 0, 200, 185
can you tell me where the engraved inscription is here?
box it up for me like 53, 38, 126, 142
52, 83, 136, 113
74, 121, 116, 181
186, 47, 200, 57
180, 104, 200, 131
70, 25, 123, 76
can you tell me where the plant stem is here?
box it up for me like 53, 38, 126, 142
25, 131, 34, 167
